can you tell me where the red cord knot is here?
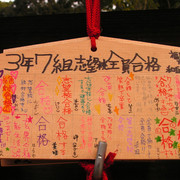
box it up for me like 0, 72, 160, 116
88, 28, 100, 51
80, 151, 117, 180
86, 0, 101, 51
87, 28, 101, 39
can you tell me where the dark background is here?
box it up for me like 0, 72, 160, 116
0, 9, 180, 180
1, 160, 180, 180
1, 9, 180, 52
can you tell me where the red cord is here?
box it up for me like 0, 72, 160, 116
80, 152, 117, 180
86, 0, 101, 51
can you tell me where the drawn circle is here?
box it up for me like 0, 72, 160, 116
170, 122, 176, 128
155, 127, 161, 134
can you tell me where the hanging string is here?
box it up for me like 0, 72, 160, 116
86, 0, 101, 51
80, 151, 117, 180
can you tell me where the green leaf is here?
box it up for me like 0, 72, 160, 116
5, 147, 10, 151
171, 117, 177, 123
169, 129, 176, 136
155, 136, 161, 142
155, 117, 160, 124
172, 141, 178, 149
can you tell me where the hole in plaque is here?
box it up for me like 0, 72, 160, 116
91, 47, 97, 52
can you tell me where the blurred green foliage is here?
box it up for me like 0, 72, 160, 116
0, 0, 180, 17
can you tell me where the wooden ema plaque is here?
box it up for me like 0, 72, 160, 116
0, 36, 180, 160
